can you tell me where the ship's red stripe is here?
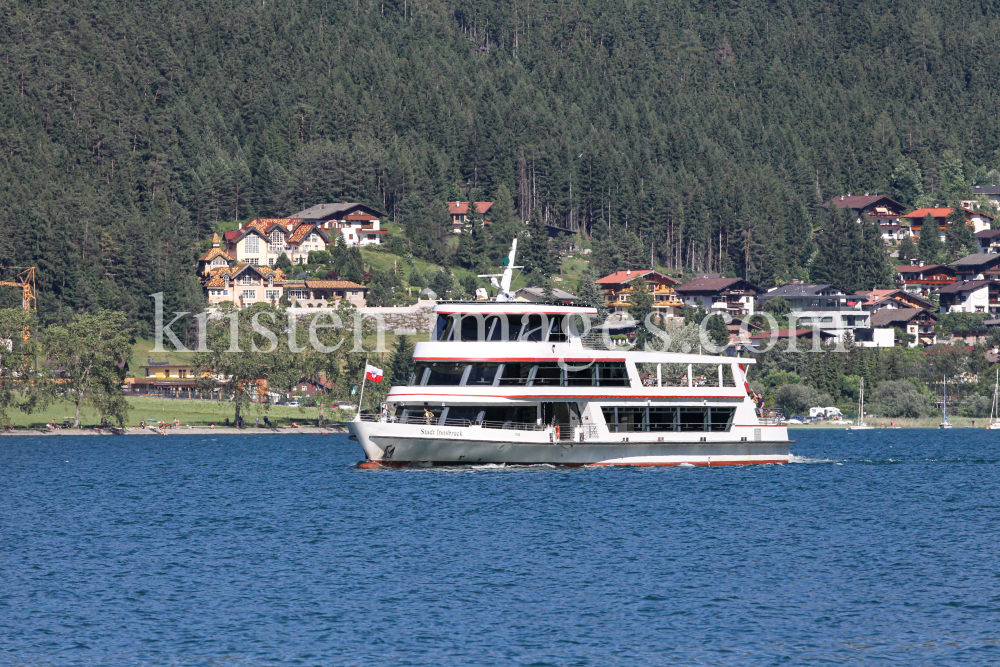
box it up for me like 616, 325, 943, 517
386, 391, 746, 399
357, 459, 787, 469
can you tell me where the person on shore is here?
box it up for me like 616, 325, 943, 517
255, 417, 260, 428
263, 416, 272, 428
140, 419, 145, 428
224, 417, 230, 427
173, 418, 179, 429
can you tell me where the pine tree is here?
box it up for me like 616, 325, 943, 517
575, 268, 609, 319
898, 235, 917, 262
917, 214, 945, 264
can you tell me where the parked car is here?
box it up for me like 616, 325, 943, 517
286, 400, 301, 408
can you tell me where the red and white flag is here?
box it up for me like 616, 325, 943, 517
365, 364, 384, 382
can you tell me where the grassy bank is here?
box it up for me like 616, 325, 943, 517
3, 397, 350, 430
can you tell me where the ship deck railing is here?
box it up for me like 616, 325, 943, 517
356, 413, 545, 431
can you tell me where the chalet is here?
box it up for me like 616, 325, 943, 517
855, 289, 934, 312
289, 202, 388, 246
674, 277, 759, 316
223, 218, 329, 266
822, 195, 908, 242
869, 308, 938, 347
971, 185, 1000, 210
902, 207, 995, 239
283, 280, 367, 308
448, 201, 493, 232
757, 283, 869, 341
596, 270, 682, 316
976, 228, 1000, 253
514, 287, 578, 304
896, 264, 957, 296
949, 253, 1000, 281
203, 263, 287, 307
932, 280, 1000, 315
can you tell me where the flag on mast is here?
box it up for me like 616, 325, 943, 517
365, 364, 384, 382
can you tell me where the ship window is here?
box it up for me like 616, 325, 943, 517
466, 363, 500, 385
459, 314, 488, 341
709, 407, 736, 432
518, 314, 546, 341
435, 315, 458, 341
442, 406, 486, 425
601, 406, 731, 432
564, 363, 595, 386
498, 363, 532, 385
596, 362, 630, 386
531, 363, 562, 386
400, 406, 444, 424
482, 405, 539, 429
423, 362, 466, 386
679, 407, 708, 431
547, 316, 568, 342
648, 407, 677, 431
484, 315, 512, 341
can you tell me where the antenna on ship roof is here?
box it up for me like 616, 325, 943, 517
478, 237, 523, 302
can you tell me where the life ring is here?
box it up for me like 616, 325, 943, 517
554, 425, 561, 439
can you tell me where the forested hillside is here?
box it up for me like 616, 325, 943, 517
4, 0, 1000, 327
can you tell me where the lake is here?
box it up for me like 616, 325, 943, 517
1, 430, 998, 666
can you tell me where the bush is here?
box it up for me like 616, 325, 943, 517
774, 384, 833, 416
958, 394, 992, 418
870, 380, 934, 418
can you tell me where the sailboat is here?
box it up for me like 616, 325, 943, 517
848, 377, 874, 430
988, 370, 1000, 430
939, 376, 953, 429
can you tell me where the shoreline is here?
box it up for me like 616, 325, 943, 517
0, 425, 350, 436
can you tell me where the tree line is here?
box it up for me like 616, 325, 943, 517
5, 0, 1000, 327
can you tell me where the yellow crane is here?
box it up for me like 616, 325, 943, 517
0, 267, 37, 311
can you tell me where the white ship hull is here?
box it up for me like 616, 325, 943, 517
350, 420, 790, 467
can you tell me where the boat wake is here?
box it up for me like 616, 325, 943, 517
788, 453, 841, 464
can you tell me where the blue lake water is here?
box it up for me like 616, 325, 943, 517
1, 430, 998, 666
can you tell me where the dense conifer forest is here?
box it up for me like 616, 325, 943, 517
4, 0, 1000, 326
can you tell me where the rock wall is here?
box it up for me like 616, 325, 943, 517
358, 301, 438, 333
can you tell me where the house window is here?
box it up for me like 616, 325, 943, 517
238, 274, 255, 285
268, 257, 275, 265
289, 290, 309, 300
245, 236, 260, 254
242, 289, 257, 300
269, 230, 284, 254
248, 258, 259, 265
265, 289, 281, 300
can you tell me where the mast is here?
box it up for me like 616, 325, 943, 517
859, 377, 865, 425
479, 237, 523, 302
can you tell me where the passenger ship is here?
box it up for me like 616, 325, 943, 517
350, 242, 790, 468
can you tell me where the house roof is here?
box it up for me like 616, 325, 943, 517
870, 308, 937, 327
950, 253, 1000, 269
289, 202, 386, 220
198, 247, 233, 262
595, 269, 678, 286
976, 228, 1000, 239
933, 280, 992, 294
974, 186, 1000, 196
855, 289, 934, 310
760, 283, 850, 299
515, 286, 578, 301
902, 208, 952, 219
896, 264, 953, 275
287, 223, 319, 244
449, 201, 493, 216
675, 277, 759, 294
303, 280, 366, 290
822, 195, 905, 211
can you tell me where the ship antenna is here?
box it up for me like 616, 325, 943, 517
478, 237, 523, 302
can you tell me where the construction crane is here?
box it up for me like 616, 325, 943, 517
0, 267, 37, 310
